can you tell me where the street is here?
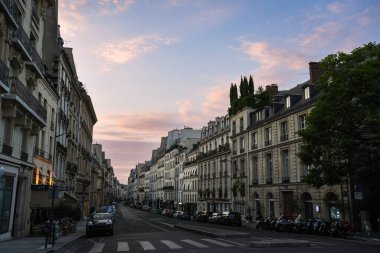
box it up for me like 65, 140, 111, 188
55, 205, 380, 253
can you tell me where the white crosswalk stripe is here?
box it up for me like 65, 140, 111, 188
181, 239, 209, 248
160, 240, 183, 249
89, 242, 105, 253
201, 238, 233, 247
139, 241, 156, 250
117, 242, 130, 251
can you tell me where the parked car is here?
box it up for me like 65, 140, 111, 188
173, 211, 182, 218
86, 213, 113, 237
199, 212, 213, 222
221, 211, 242, 226
208, 212, 223, 224
179, 212, 191, 220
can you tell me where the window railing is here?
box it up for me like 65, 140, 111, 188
280, 135, 288, 142
2, 143, 13, 156
31, 6, 39, 25
251, 143, 257, 150
282, 176, 290, 183
266, 178, 273, 184
1, 0, 19, 27
265, 140, 272, 146
240, 148, 245, 153
252, 179, 258, 185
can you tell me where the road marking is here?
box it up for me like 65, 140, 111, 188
181, 239, 209, 248
89, 242, 105, 253
201, 238, 233, 247
158, 222, 175, 228
117, 242, 130, 251
139, 241, 156, 250
160, 240, 183, 249
217, 238, 245, 246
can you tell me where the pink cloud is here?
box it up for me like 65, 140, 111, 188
327, 2, 344, 14
96, 35, 178, 64
59, 0, 89, 37
297, 22, 342, 50
239, 41, 308, 86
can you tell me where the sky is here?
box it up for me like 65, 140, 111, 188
58, 0, 380, 184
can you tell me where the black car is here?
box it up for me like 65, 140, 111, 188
86, 213, 114, 237
221, 211, 242, 226
208, 212, 223, 224
198, 211, 213, 222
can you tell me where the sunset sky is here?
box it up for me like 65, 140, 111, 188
58, 0, 380, 184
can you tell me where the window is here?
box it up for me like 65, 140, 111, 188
251, 132, 257, 149
232, 121, 236, 134
240, 159, 245, 177
232, 140, 237, 155
280, 121, 288, 141
282, 150, 289, 182
251, 156, 258, 184
302, 163, 310, 179
299, 114, 307, 130
305, 86, 310, 100
286, 96, 291, 108
266, 153, 273, 182
264, 127, 272, 146
239, 118, 244, 132
239, 137, 244, 152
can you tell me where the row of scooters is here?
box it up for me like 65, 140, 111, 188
256, 214, 357, 238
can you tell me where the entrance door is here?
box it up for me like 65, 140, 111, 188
282, 191, 294, 219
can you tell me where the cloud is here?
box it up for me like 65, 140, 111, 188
97, 0, 134, 15
59, 0, 89, 37
296, 22, 342, 51
239, 41, 307, 86
96, 35, 178, 64
327, 2, 344, 14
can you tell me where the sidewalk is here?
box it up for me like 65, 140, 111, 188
242, 220, 380, 242
0, 221, 86, 253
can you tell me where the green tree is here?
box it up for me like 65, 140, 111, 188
248, 75, 254, 95
298, 43, 380, 189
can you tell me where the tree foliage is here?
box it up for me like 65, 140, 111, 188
298, 43, 380, 188
228, 77, 270, 115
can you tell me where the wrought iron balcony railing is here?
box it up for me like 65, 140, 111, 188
9, 78, 47, 122
0, 0, 19, 28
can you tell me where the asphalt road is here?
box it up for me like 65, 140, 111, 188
55, 204, 380, 253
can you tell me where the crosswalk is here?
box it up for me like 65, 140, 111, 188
88, 238, 237, 252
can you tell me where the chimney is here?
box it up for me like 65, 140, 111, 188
309, 62, 324, 84
265, 84, 279, 97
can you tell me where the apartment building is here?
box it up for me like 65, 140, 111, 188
245, 63, 345, 221
183, 145, 198, 215
198, 115, 231, 213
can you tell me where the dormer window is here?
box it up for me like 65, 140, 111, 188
286, 96, 291, 108
305, 86, 310, 100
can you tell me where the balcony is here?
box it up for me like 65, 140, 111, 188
0, 0, 19, 28
265, 140, 272, 146
5, 78, 47, 124
251, 143, 257, 150
163, 186, 174, 191
280, 135, 288, 142
240, 148, 245, 153
0, 59, 10, 91
266, 178, 273, 184
11, 28, 32, 61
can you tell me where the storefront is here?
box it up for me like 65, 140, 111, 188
0, 164, 18, 241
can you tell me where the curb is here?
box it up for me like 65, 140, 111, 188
45, 234, 85, 252
250, 239, 311, 248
